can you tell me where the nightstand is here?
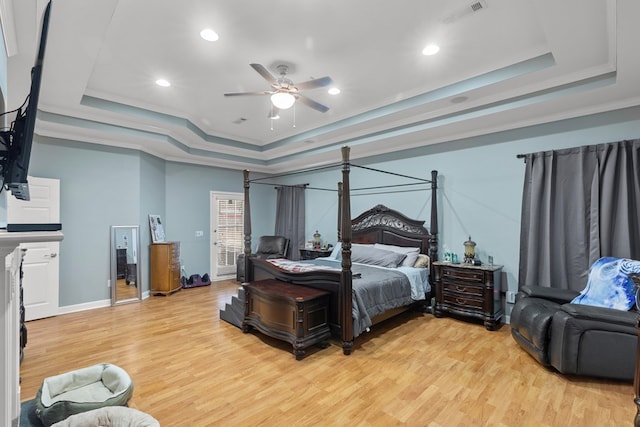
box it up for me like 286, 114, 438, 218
433, 261, 504, 330
299, 248, 332, 260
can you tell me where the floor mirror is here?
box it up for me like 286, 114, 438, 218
111, 225, 141, 305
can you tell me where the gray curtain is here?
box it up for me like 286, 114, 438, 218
519, 139, 640, 291
275, 185, 305, 260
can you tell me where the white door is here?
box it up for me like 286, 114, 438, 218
210, 192, 243, 279
6, 176, 60, 320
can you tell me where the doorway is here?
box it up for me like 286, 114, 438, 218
209, 192, 243, 279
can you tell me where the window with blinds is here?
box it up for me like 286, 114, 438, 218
216, 198, 244, 272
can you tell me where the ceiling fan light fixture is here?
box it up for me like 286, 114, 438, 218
271, 92, 296, 109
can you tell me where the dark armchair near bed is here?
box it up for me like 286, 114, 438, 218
510, 285, 638, 381
236, 236, 290, 282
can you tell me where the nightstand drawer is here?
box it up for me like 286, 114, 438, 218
441, 280, 483, 297
442, 292, 483, 310
441, 267, 485, 283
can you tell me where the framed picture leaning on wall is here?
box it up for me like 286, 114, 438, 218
149, 214, 166, 243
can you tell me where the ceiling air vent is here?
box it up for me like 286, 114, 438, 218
442, 0, 488, 24
470, 1, 486, 12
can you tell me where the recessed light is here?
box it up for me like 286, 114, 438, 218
328, 87, 341, 95
155, 79, 170, 87
200, 28, 219, 42
422, 44, 440, 56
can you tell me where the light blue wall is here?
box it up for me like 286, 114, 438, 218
292, 106, 640, 299
28, 137, 275, 307
163, 162, 275, 276
0, 25, 7, 106
30, 137, 141, 305
139, 152, 166, 290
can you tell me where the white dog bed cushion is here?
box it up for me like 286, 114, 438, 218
51, 406, 159, 427
35, 363, 134, 426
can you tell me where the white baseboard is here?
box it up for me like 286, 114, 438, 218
56, 291, 151, 316
56, 298, 111, 315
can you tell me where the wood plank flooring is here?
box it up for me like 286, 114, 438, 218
19, 280, 635, 426
116, 278, 138, 300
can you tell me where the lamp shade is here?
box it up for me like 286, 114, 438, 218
271, 92, 296, 109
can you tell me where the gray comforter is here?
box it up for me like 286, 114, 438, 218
311, 259, 413, 337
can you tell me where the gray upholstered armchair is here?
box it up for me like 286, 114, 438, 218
236, 235, 290, 282
510, 285, 638, 381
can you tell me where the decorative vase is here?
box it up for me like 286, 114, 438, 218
464, 236, 476, 264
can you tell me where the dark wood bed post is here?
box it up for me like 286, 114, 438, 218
337, 182, 343, 241
429, 170, 439, 263
340, 146, 354, 355
243, 169, 252, 283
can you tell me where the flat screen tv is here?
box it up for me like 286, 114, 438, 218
0, 0, 52, 201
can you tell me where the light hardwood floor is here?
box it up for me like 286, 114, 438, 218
20, 280, 635, 426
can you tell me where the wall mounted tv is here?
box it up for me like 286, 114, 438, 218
0, 0, 52, 201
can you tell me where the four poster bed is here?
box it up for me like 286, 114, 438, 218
242, 146, 439, 355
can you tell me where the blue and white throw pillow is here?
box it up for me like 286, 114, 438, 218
571, 257, 640, 311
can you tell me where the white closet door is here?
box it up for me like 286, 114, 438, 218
7, 176, 60, 320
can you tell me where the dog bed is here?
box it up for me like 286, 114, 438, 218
51, 406, 159, 427
34, 363, 134, 426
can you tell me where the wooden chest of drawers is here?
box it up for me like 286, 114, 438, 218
150, 242, 181, 296
433, 261, 503, 330
242, 279, 331, 360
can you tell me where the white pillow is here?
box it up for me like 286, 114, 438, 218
374, 243, 420, 267
329, 243, 375, 260
328, 242, 342, 260
351, 245, 407, 268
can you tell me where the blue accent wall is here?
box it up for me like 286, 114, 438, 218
30, 137, 141, 305
29, 137, 275, 307
139, 152, 166, 291
0, 26, 7, 105
22, 106, 640, 310
296, 107, 640, 298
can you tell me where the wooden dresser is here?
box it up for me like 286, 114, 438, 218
242, 279, 331, 360
150, 242, 181, 295
433, 261, 503, 330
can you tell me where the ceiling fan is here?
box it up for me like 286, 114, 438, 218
224, 63, 333, 116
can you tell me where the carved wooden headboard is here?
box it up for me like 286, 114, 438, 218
350, 204, 433, 256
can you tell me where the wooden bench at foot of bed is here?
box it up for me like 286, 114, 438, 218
242, 279, 332, 360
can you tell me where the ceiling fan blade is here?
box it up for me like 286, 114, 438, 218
224, 91, 271, 97
295, 76, 333, 91
296, 94, 330, 113
250, 63, 277, 85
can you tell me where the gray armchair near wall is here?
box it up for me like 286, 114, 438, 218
510, 285, 637, 381
236, 236, 290, 282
